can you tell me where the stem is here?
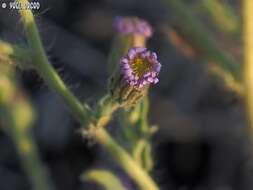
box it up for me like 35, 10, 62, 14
94, 128, 159, 190
242, 0, 253, 134
18, 0, 91, 123
140, 96, 149, 133
0, 65, 54, 190
17, 1, 159, 189
1, 108, 54, 190
95, 95, 120, 128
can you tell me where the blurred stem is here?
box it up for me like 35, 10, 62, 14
0, 40, 32, 67
200, 0, 239, 36
17, 1, 159, 189
164, 0, 241, 83
0, 64, 54, 190
242, 0, 253, 135
108, 35, 129, 74
164, 26, 243, 96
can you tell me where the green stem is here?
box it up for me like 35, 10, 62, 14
95, 95, 120, 129
242, 0, 253, 135
17, 1, 159, 189
140, 96, 149, 133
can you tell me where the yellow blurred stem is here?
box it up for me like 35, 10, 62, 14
207, 62, 244, 97
0, 65, 53, 190
242, 0, 253, 134
0, 40, 31, 67
164, 0, 241, 82
82, 169, 126, 190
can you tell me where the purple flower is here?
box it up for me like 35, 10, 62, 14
114, 16, 153, 38
120, 47, 161, 89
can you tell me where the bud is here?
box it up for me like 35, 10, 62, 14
108, 16, 153, 73
114, 16, 153, 38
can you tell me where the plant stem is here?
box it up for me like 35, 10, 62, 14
0, 64, 54, 190
94, 128, 158, 190
242, 0, 253, 134
17, 1, 159, 189
18, 0, 91, 123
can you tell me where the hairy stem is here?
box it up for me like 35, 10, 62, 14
18, 0, 91, 123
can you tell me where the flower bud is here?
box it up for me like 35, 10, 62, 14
108, 16, 153, 73
114, 16, 153, 38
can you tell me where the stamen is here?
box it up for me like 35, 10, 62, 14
130, 57, 152, 78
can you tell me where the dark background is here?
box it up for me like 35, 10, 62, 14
0, 0, 252, 190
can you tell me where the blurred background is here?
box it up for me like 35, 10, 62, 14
0, 0, 251, 190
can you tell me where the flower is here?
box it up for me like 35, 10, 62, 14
120, 47, 161, 89
108, 47, 161, 108
114, 16, 153, 38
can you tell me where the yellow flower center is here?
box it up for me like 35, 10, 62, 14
130, 57, 152, 78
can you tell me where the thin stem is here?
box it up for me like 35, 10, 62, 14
140, 96, 149, 133
242, 0, 253, 134
16, 1, 159, 189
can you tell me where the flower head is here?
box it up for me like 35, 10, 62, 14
114, 16, 153, 38
120, 47, 161, 89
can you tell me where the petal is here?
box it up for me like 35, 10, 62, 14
153, 78, 159, 84
147, 77, 154, 82
128, 49, 136, 59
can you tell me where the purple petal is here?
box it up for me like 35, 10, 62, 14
153, 78, 159, 84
